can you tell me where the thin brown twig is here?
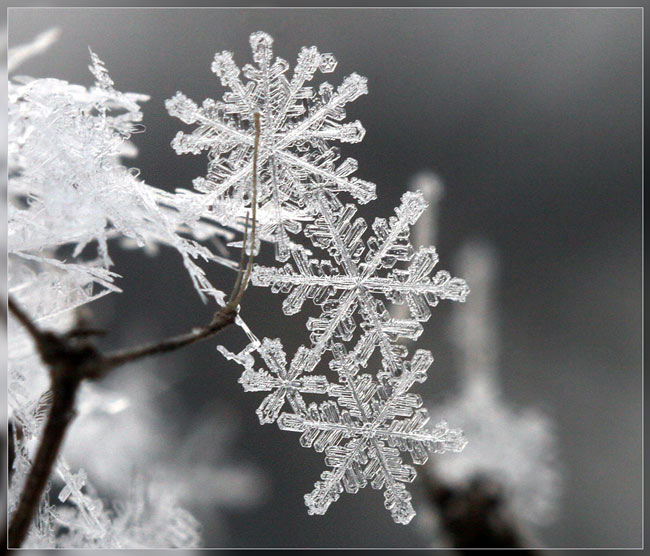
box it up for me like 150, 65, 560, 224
237, 112, 260, 305
98, 307, 236, 373
99, 112, 261, 374
7, 113, 262, 548
6, 304, 97, 548
230, 212, 250, 301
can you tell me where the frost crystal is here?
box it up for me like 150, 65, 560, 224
238, 338, 330, 424
167, 31, 376, 261
279, 348, 466, 524
8, 49, 232, 306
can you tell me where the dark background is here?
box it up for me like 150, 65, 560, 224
7, 7, 642, 549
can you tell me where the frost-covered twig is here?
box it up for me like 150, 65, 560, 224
8, 295, 99, 547
7, 114, 260, 548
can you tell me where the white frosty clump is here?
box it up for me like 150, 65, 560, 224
6, 44, 244, 548
8, 48, 231, 306
431, 241, 560, 527
66, 365, 266, 531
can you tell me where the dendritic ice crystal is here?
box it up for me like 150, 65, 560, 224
210, 32, 471, 523
166, 31, 375, 261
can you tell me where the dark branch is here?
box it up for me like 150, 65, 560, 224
99, 305, 237, 372
7, 297, 44, 345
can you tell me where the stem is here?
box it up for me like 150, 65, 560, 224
100, 304, 237, 372
7, 297, 43, 343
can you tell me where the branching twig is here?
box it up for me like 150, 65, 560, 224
7, 114, 261, 548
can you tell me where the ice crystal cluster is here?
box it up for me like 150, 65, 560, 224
432, 241, 560, 527
168, 32, 470, 524
8, 48, 233, 308
6, 40, 255, 548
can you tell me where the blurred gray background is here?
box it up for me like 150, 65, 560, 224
7, 7, 642, 549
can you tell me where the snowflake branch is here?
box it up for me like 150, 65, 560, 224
7, 113, 261, 549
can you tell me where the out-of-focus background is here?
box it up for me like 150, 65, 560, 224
6, 7, 642, 549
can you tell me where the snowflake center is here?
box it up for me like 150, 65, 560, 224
361, 423, 376, 439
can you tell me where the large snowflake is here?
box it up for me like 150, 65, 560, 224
253, 191, 468, 372
166, 31, 376, 260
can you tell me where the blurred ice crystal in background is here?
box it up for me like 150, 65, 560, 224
402, 173, 559, 547
429, 240, 560, 535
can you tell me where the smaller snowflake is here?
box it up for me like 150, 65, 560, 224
236, 338, 330, 424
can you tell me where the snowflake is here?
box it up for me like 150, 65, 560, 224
166, 31, 376, 261
280, 345, 466, 524
238, 338, 330, 424
252, 191, 468, 375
